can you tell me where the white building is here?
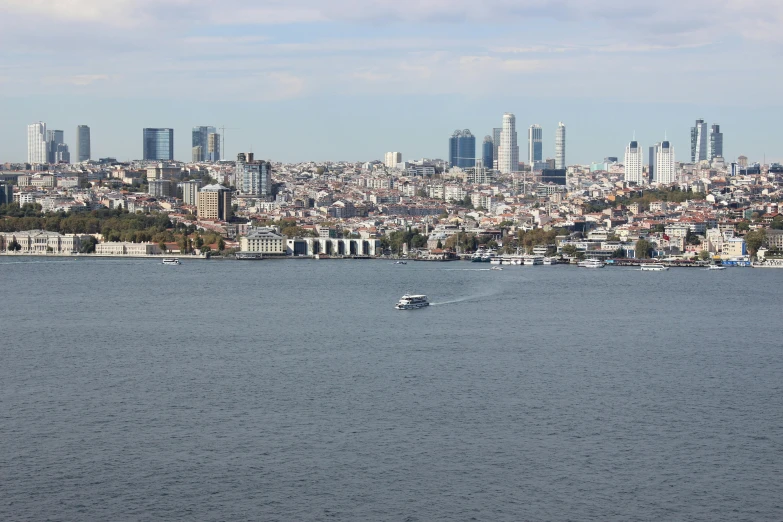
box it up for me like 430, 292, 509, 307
624, 140, 643, 184
179, 180, 201, 206
555, 122, 566, 169
498, 113, 519, 174
27, 122, 47, 164
384, 152, 402, 169
655, 141, 676, 185
239, 228, 287, 255
1, 230, 83, 254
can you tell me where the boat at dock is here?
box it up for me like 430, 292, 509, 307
395, 294, 430, 310
578, 258, 605, 268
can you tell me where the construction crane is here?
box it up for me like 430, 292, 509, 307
219, 126, 239, 161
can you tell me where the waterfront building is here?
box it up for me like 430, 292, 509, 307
482, 136, 493, 171
691, 119, 708, 162
528, 124, 543, 165
448, 130, 476, 168
95, 242, 162, 256
655, 141, 676, 184
75, 125, 91, 162
498, 113, 519, 174
0, 230, 83, 254
27, 122, 47, 164
384, 152, 402, 169
143, 128, 174, 161
624, 140, 644, 184
179, 180, 201, 206
239, 228, 287, 256
197, 184, 232, 221
709, 124, 723, 160
555, 122, 566, 169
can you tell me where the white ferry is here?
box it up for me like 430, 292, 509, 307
640, 263, 668, 271
578, 258, 605, 268
523, 255, 545, 266
162, 258, 181, 265
395, 294, 430, 310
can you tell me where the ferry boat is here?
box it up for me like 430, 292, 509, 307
523, 255, 545, 266
578, 258, 605, 268
752, 259, 783, 268
471, 249, 487, 262
395, 294, 430, 310
640, 263, 669, 271
162, 258, 180, 265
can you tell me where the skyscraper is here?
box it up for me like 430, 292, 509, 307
384, 152, 402, 168
492, 128, 502, 169
75, 125, 91, 162
27, 122, 47, 164
691, 119, 708, 163
709, 124, 723, 160
655, 141, 676, 185
498, 113, 519, 174
482, 136, 494, 171
143, 128, 174, 161
624, 140, 643, 184
192, 126, 217, 162
448, 129, 476, 168
528, 124, 543, 165
555, 122, 566, 170
208, 132, 221, 162
237, 152, 272, 196
649, 143, 660, 182
46, 130, 64, 164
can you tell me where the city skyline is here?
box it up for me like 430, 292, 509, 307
1, 1, 781, 165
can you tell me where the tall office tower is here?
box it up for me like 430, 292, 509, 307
197, 184, 232, 221
648, 143, 660, 182
55, 144, 70, 164
384, 152, 402, 168
691, 119, 708, 162
27, 122, 47, 164
207, 132, 221, 162
709, 124, 723, 160
448, 129, 476, 168
143, 128, 174, 161
498, 113, 519, 174
624, 140, 643, 184
528, 124, 543, 165
655, 141, 676, 184
237, 153, 272, 196
75, 125, 91, 162
482, 136, 494, 171
46, 129, 65, 164
191, 126, 216, 162
555, 122, 566, 169
492, 128, 502, 169
737, 155, 748, 168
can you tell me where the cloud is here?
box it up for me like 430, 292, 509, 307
43, 74, 111, 86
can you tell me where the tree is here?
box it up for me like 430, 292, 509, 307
8, 238, 21, 251
698, 250, 711, 261
745, 229, 766, 258
217, 237, 226, 251
771, 216, 783, 230
561, 244, 579, 258
736, 221, 750, 232
635, 239, 652, 259
159, 241, 167, 253
611, 247, 626, 258
79, 236, 98, 253
436, 239, 443, 249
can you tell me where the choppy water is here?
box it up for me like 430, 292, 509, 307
1, 258, 781, 521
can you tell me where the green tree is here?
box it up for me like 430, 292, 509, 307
79, 236, 98, 253
561, 244, 579, 258
159, 241, 167, 253
770, 216, 783, 230
611, 247, 626, 258
745, 229, 766, 258
635, 239, 653, 259
736, 221, 750, 232
698, 250, 711, 261
217, 237, 226, 251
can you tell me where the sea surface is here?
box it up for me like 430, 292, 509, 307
1, 257, 781, 521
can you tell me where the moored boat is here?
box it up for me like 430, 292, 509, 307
578, 258, 605, 268
640, 263, 668, 271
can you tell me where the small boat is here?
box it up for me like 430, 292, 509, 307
491, 266, 503, 271
395, 294, 430, 310
395, 260, 407, 265
640, 263, 669, 271
705, 265, 726, 271
162, 258, 180, 265
543, 257, 554, 265
578, 258, 605, 268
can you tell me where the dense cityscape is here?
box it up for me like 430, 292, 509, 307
1, 115, 782, 267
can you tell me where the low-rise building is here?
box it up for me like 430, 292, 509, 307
239, 228, 287, 256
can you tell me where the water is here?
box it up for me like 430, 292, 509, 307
1, 258, 781, 521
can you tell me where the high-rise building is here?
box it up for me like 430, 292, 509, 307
709, 124, 723, 160
555, 122, 566, 170
384, 152, 402, 168
0, 183, 13, 206
75, 125, 91, 162
448, 129, 476, 168
655, 141, 676, 185
691, 119, 708, 162
27, 122, 47, 164
492, 128, 502, 170
624, 140, 643, 184
55, 144, 70, 164
197, 184, 232, 221
528, 124, 543, 165
208, 133, 221, 162
192, 146, 204, 163
46, 130, 65, 164
179, 180, 202, 206
498, 113, 519, 174
236, 152, 272, 196
738, 155, 748, 168
191, 126, 216, 162
482, 136, 494, 171
649, 143, 660, 182
143, 128, 174, 161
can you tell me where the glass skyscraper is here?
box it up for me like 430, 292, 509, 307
192, 126, 216, 162
143, 128, 174, 161
709, 124, 723, 160
691, 119, 708, 162
528, 124, 543, 165
76, 125, 91, 162
448, 130, 476, 168
482, 136, 494, 170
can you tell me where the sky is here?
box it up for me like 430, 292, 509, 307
1, 0, 782, 165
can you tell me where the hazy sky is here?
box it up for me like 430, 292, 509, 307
2, 0, 782, 164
